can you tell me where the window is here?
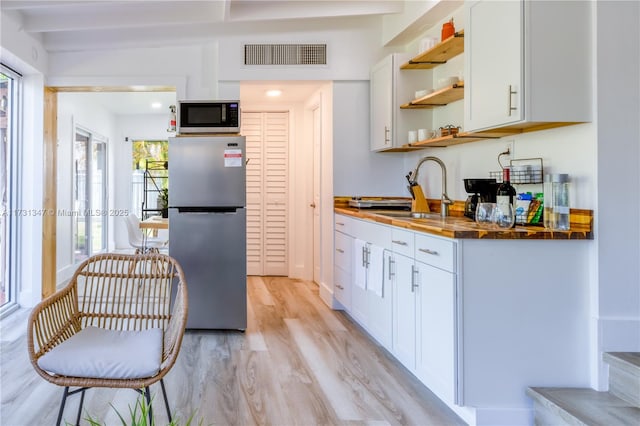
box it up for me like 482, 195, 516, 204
73, 127, 108, 263
0, 65, 21, 312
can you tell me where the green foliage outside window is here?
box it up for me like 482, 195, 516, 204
132, 140, 168, 173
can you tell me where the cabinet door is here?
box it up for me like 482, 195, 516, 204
416, 260, 457, 403
367, 249, 393, 350
351, 239, 369, 325
392, 252, 417, 370
370, 55, 393, 151
465, 0, 523, 131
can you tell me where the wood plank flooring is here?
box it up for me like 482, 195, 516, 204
0, 276, 465, 426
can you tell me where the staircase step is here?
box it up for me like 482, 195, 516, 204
603, 352, 640, 406
526, 387, 640, 426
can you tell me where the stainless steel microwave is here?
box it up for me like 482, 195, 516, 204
177, 100, 240, 134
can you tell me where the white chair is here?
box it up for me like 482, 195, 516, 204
125, 213, 167, 254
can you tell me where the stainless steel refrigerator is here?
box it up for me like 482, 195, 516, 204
168, 135, 247, 330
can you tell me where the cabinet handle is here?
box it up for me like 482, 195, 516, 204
335, 248, 344, 253
336, 222, 345, 226
384, 125, 391, 144
362, 246, 367, 268
392, 240, 408, 246
388, 256, 395, 280
365, 246, 371, 268
336, 284, 344, 290
418, 248, 439, 256
411, 264, 419, 292
508, 84, 517, 116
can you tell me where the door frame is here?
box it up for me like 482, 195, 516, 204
42, 85, 175, 297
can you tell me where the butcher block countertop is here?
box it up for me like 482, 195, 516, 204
334, 197, 593, 240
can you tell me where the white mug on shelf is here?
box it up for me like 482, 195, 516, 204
408, 130, 418, 144
418, 129, 428, 141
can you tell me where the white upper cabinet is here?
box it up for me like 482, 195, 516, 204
464, 0, 592, 133
370, 53, 431, 151
370, 55, 394, 151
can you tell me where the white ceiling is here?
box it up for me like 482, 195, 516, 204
2, 1, 405, 114
1, 0, 403, 52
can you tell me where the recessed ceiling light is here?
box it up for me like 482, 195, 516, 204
151, 102, 162, 109
266, 90, 282, 97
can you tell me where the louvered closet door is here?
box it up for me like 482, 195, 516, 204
242, 112, 289, 276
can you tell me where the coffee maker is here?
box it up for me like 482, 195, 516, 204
464, 178, 499, 220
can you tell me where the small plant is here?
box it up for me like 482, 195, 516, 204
159, 188, 169, 218
81, 394, 202, 426
159, 188, 169, 210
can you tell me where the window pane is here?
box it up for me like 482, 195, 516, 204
0, 65, 19, 309
73, 131, 89, 263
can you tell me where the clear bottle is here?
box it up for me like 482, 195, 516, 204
552, 174, 570, 230
543, 175, 554, 228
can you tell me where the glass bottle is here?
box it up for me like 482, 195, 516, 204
543, 175, 554, 229
496, 168, 516, 228
552, 174, 570, 230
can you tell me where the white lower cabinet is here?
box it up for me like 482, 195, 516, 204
415, 260, 456, 403
333, 214, 458, 406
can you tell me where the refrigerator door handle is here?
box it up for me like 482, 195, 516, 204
175, 207, 243, 214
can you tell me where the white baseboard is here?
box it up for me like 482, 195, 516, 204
318, 281, 333, 308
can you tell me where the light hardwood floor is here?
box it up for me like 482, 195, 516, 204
1, 276, 465, 426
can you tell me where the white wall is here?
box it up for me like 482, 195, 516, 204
217, 23, 381, 81
594, 0, 640, 387
332, 80, 407, 197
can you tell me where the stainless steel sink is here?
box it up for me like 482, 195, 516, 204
375, 211, 442, 219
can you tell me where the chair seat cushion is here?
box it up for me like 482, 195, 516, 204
38, 326, 163, 380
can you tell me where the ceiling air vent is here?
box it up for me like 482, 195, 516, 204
244, 44, 327, 65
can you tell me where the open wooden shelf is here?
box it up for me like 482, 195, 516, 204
400, 30, 464, 70
400, 82, 464, 109
399, 132, 500, 149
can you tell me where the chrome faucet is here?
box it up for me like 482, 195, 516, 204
408, 156, 453, 217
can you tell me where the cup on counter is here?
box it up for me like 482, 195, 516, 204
408, 130, 418, 144
494, 203, 515, 229
475, 202, 496, 228
418, 128, 429, 141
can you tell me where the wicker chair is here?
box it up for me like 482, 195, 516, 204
27, 253, 188, 426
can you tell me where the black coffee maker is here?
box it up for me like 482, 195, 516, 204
464, 178, 499, 220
